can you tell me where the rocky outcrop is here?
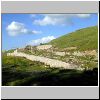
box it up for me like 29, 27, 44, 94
84, 50, 97, 56
36, 45, 52, 50
54, 52, 66, 56
73, 51, 85, 56
7, 50, 77, 69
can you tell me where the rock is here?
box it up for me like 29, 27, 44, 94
54, 52, 66, 56
36, 45, 52, 50
84, 50, 97, 56
7, 50, 78, 69
73, 51, 85, 56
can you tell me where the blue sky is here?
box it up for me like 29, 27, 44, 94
2, 14, 98, 50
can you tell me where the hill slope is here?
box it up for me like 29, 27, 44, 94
49, 26, 98, 51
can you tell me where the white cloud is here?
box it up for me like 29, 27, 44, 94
76, 14, 91, 18
6, 21, 42, 36
28, 36, 55, 46
6, 21, 27, 36
32, 30, 42, 34
33, 14, 91, 26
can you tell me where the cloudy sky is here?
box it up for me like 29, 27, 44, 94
2, 14, 98, 50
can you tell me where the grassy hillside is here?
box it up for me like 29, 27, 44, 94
2, 26, 98, 86
2, 53, 98, 86
49, 26, 98, 51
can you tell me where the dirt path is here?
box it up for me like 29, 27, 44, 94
7, 50, 77, 69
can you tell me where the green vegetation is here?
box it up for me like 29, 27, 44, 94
49, 26, 98, 51
2, 53, 50, 72
21, 47, 98, 70
2, 26, 98, 86
2, 53, 98, 86
4, 49, 15, 53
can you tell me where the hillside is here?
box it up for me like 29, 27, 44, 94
2, 53, 98, 86
2, 26, 98, 86
49, 26, 98, 51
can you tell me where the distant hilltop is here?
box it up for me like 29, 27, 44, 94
49, 26, 98, 51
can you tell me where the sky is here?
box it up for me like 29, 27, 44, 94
2, 14, 98, 50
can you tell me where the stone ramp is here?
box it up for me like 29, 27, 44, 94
7, 50, 77, 69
